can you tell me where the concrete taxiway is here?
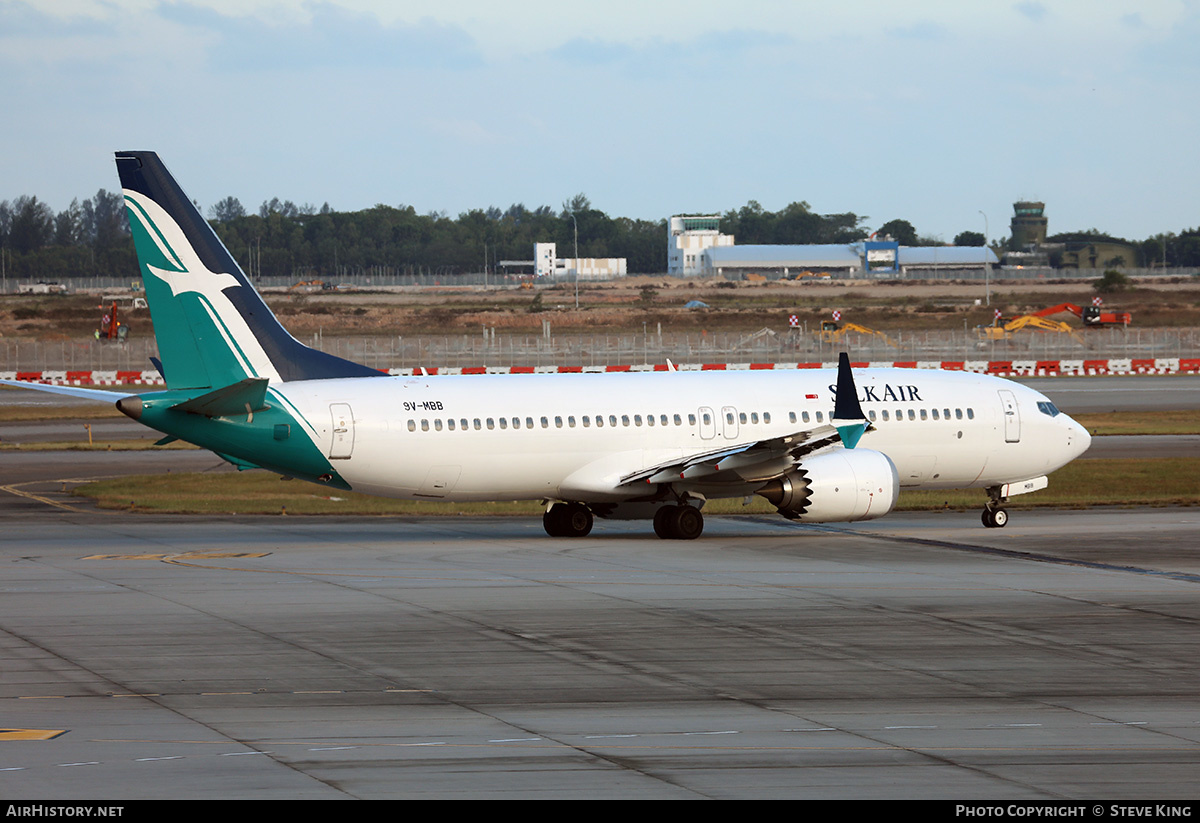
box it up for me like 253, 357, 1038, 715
1, 375, 1198, 799
2, 500, 1200, 799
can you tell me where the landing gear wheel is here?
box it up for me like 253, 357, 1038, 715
543, 503, 593, 537
981, 507, 1008, 528
673, 505, 704, 540
561, 503, 593, 537
653, 505, 704, 540
653, 506, 675, 539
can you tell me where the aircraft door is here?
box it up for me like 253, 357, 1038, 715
698, 406, 716, 440
329, 402, 355, 459
721, 406, 739, 439
998, 390, 1020, 443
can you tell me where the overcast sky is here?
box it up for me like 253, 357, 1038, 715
2, 0, 1196, 243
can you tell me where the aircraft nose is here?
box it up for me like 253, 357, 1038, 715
1066, 415, 1091, 458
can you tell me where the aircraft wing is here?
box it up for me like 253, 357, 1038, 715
617, 424, 845, 488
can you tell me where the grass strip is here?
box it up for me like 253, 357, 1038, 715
73, 457, 1198, 516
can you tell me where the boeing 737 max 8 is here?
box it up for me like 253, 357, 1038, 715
1, 153, 1091, 538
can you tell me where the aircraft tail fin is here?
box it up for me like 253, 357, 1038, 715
115, 151, 380, 390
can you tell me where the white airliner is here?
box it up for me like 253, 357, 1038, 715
1, 152, 1091, 538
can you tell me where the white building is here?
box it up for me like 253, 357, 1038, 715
703, 244, 863, 276
668, 215, 734, 276
534, 242, 626, 279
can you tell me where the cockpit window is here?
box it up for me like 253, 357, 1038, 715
1037, 400, 1061, 417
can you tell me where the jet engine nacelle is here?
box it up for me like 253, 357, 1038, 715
756, 448, 899, 522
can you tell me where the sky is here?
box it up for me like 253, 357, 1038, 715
2, 0, 1197, 243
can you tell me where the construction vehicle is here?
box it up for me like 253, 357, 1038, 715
980, 314, 1082, 342
289, 279, 330, 292
818, 320, 898, 348
1033, 302, 1132, 327
95, 300, 129, 342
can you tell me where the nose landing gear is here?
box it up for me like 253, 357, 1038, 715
982, 506, 1008, 528
982, 486, 1008, 528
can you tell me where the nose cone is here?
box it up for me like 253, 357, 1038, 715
1065, 414, 1091, 460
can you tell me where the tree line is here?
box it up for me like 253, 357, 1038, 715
2, 190, 1198, 281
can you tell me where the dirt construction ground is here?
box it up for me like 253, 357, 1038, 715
2, 276, 1198, 340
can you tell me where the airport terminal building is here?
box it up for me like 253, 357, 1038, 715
700, 242, 997, 277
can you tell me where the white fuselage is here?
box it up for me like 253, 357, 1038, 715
271, 367, 1091, 503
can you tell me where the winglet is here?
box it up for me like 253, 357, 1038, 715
831, 352, 867, 449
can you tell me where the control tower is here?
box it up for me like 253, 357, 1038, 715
1010, 201, 1048, 249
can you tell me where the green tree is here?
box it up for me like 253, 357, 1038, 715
1093, 269, 1130, 293
876, 219, 918, 246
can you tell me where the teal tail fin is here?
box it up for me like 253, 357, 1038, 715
116, 151, 380, 390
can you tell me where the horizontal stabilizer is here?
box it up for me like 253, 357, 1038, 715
0, 379, 134, 403
170, 378, 270, 418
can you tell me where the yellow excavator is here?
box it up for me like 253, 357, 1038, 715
818, 320, 898, 348
980, 314, 1083, 342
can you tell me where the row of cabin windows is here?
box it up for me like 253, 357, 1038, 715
405, 406, 974, 432
866, 407, 975, 422
407, 411, 770, 432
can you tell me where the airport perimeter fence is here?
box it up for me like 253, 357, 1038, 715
4, 267, 1196, 294
4, 328, 1199, 373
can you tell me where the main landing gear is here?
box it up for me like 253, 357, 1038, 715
981, 486, 1008, 528
543, 502, 593, 537
542, 501, 706, 540
653, 504, 704, 540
